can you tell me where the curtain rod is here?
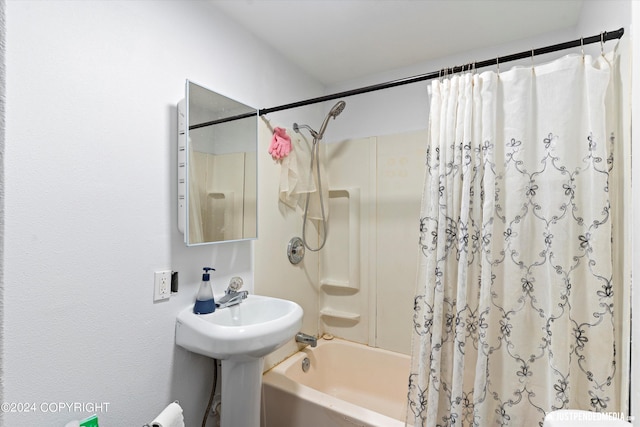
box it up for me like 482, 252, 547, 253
190, 27, 624, 130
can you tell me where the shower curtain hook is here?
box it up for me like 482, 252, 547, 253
531, 48, 535, 69
496, 56, 500, 75
600, 31, 605, 56
580, 37, 585, 60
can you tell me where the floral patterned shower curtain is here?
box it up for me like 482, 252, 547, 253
408, 50, 626, 427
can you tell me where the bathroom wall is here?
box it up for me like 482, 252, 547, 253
327, 1, 630, 143
0, 1, 5, 425
3, 1, 636, 425
2, 1, 324, 426
256, 116, 324, 370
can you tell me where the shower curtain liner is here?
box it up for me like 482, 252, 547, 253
408, 47, 626, 427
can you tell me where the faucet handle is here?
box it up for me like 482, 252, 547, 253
228, 276, 244, 292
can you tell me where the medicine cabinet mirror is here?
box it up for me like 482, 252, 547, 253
178, 80, 257, 245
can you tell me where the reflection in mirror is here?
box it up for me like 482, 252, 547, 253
182, 80, 257, 245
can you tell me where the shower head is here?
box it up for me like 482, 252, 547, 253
292, 100, 347, 141
329, 100, 347, 118
318, 100, 347, 139
293, 122, 319, 139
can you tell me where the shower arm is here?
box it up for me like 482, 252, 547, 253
292, 123, 319, 139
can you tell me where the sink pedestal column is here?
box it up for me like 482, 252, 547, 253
220, 357, 264, 427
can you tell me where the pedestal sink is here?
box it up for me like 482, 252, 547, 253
175, 294, 303, 427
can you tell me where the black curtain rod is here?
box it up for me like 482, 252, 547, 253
190, 27, 624, 130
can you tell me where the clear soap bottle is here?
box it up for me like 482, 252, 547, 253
194, 267, 216, 314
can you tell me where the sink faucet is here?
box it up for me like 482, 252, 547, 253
216, 277, 248, 309
295, 332, 317, 348
216, 290, 248, 309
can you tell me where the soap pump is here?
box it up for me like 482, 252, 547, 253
194, 267, 216, 314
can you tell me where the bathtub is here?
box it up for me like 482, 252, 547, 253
261, 338, 411, 427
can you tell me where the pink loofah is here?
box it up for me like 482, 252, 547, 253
269, 127, 292, 160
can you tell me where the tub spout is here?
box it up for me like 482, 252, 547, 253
295, 332, 317, 348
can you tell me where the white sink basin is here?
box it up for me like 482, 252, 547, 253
175, 294, 303, 360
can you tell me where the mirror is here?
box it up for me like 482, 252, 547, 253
178, 80, 257, 245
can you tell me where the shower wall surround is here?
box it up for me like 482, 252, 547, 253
258, 124, 426, 363
320, 137, 376, 346
320, 131, 426, 354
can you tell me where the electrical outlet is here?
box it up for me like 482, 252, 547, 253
154, 270, 171, 302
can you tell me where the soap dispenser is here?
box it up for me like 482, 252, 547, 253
194, 267, 216, 314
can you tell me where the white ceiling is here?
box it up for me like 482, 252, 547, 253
211, 0, 584, 85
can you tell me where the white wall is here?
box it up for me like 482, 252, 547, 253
325, 28, 579, 141
326, 2, 630, 143
0, 0, 5, 423
2, 1, 323, 426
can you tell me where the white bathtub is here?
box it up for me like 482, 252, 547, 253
261, 338, 411, 427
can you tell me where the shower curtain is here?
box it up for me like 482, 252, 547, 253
408, 50, 625, 427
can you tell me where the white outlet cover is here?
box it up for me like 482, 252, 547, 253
154, 271, 171, 302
